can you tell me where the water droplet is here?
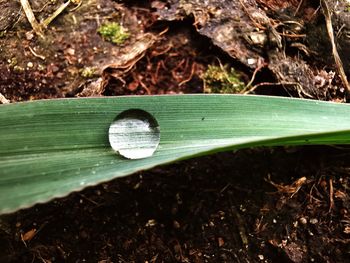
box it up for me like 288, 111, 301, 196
108, 109, 160, 159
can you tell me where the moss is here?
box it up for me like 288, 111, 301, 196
7, 57, 17, 67
80, 67, 96, 78
13, 65, 24, 73
344, 0, 350, 12
97, 22, 130, 45
202, 64, 245, 93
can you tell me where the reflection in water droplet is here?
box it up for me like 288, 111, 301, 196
108, 109, 160, 159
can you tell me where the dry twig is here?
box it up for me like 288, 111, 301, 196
321, 0, 350, 96
42, 0, 71, 28
28, 46, 46, 60
265, 174, 307, 197
20, 0, 44, 38
329, 178, 334, 213
294, 0, 305, 16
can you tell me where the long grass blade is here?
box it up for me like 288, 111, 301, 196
1, 95, 350, 214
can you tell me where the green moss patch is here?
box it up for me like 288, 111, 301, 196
202, 65, 245, 93
97, 22, 130, 45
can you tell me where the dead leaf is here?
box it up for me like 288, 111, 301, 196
21, 228, 36, 242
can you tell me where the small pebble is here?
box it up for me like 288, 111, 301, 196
247, 58, 257, 65
218, 237, 225, 247
310, 218, 318, 224
66, 48, 75, 56
299, 217, 308, 225
145, 219, 157, 227
25, 32, 34, 40
80, 230, 88, 239
173, 220, 181, 229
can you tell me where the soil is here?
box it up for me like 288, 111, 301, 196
1, 0, 350, 262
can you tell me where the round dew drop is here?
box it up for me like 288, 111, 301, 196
108, 109, 160, 159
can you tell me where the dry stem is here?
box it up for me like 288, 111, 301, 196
329, 178, 334, 213
42, 0, 71, 28
20, 0, 44, 38
321, 0, 350, 96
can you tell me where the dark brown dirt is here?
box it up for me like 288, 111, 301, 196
1, 0, 350, 262
1, 148, 350, 262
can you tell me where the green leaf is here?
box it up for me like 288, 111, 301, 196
1, 95, 350, 214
